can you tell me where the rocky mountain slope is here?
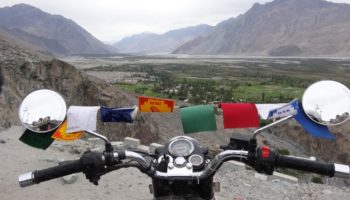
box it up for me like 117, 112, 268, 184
269, 120, 350, 164
0, 26, 50, 55
0, 35, 158, 144
174, 0, 350, 56
0, 4, 116, 56
114, 24, 213, 54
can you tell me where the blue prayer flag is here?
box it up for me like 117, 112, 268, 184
294, 103, 335, 140
100, 106, 138, 123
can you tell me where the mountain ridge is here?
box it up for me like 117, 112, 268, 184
0, 4, 116, 56
114, 24, 213, 54
174, 0, 350, 56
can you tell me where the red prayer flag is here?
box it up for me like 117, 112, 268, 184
220, 103, 260, 128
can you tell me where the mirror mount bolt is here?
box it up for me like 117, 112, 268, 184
105, 142, 114, 153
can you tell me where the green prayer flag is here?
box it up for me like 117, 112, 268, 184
19, 129, 55, 150
180, 105, 217, 134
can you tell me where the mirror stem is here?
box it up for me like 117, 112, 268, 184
253, 115, 294, 138
85, 130, 114, 153
85, 130, 110, 144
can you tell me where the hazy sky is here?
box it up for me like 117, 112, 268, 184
0, 0, 350, 43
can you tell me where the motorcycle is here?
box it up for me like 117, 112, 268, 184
17, 80, 350, 200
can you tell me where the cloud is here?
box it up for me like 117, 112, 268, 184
0, 0, 349, 42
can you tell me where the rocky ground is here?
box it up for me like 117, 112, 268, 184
1, 126, 350, 200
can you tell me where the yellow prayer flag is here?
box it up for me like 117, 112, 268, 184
138, 96, 175, 112
52, 120, 83, 141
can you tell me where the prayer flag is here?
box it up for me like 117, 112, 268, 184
66, 106, 100, 133
52, 120, 83, 141
180, 105, 217, 134
256, 103, 287, 120
294, 103, 335, 140
267, 99, 298, 120
220, 103, 260, 128
100, 106, 138, 123
138, 96, 175, 112
19, 129, 55, 150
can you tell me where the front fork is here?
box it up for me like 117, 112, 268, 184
151, 177, 215, 200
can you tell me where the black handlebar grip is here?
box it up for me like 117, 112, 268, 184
276, 155, 335, 177
33, 160, 83, 184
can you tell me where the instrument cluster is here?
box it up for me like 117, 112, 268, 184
165, 136, 206, 169
168, 137, 194, 157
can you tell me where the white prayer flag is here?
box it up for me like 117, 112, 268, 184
256, 103, 287, 120
267, 99, 298, 120
66, 106, 100, 133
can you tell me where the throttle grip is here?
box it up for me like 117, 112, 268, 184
276, 155, 335, 176
19, 160, 82, 187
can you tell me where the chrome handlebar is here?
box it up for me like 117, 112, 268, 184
18, 149, 350, 187
125, 150, 249, 180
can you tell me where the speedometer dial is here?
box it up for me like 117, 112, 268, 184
168, 138, 194, 157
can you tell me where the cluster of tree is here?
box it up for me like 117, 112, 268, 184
265, 75, 312, 88
259, 92, 296, 103
151, 73, 241, 104
0, 67, 3, 94
182, 80, 234, 104
149, 70, 299, 104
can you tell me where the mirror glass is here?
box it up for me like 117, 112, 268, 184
302, 80, 350, 126
18, 89, 67, 133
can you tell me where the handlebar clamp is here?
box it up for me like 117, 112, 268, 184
80, 151, 106, 185
254, 146, 276, 175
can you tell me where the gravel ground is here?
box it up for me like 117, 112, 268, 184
1, 126, 350, 200
216, 163, 350, 200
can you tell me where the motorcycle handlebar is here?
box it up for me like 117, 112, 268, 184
19, 160, 82, 187
275, 154, 350, 178
118, 149, 350, 180
117, 150, 151, 170
18, 150, 151, 188
18, 148, 350, 187
275, 155, 334, 176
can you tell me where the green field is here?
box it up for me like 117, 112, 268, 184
115, 82, 167, 98
86, 57, 350, 104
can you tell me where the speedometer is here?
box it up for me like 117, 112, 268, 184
168, 138, 194, 157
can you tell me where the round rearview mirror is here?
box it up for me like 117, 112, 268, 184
302, 80, 350, 126
18, 89, 67, 133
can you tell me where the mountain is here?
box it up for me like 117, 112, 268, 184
0, 4, 116, 56
174, 0, 350, 56
0, 26, 67, 55
0, 33, 158, 143
114, 24, 213, 54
